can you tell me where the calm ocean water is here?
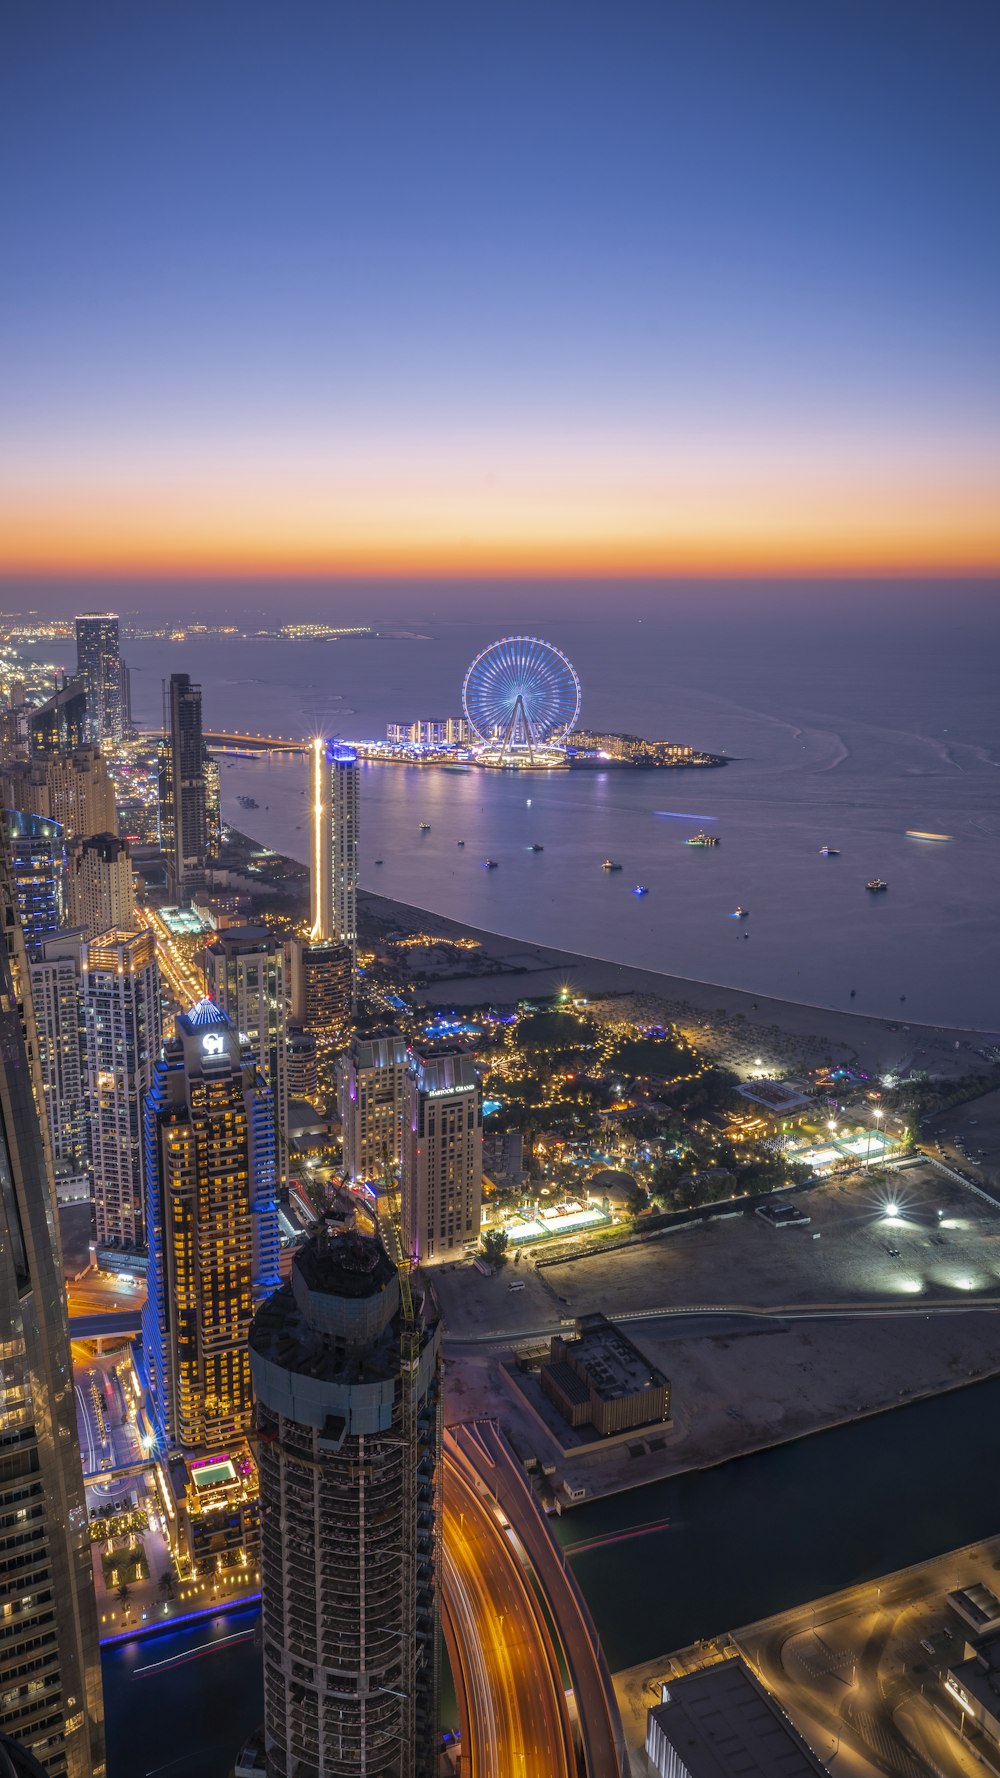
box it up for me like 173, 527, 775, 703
118, 607, 999, 1028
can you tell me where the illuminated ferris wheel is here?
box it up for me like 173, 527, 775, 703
462, 636, 581, 760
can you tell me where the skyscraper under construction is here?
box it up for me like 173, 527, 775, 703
0, 815, 104, 1774
249, 1227, 442, 1778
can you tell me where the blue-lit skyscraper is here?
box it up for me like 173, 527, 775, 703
143, 998, 279, 1453
4, 810, 65, 959
308, 737, 358, 962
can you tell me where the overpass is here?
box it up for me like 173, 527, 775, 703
443, 1421, 628, 1778
138, 726, 308, 755
442, 1448, 575, 1778
69, 1311, 142, 1339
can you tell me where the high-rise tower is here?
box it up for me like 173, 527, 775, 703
308, 739, 358, 961
65, 833, 134, 940
74, 612, 123, 744
4, 812, 65, 960
158, 673, 208, 897
29, 679, 88, 762
82, 928, 161, 1246
0, 816, 104, 1776
338, 1030, 408, 1184
204, 925, 286, 1180
402, 1044, 483, 1263
143, 1000, 279, 1452
29, 932, 88, 1196
249, 1228, 442, 1778
1, 748, 117, 843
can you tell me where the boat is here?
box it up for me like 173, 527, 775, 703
685, 832, 720, 847
632, 884, 649, 896
734, 906, 749, 918
419, 822, 431, 832
819, 846, 840, 856
237, 795, 259, 809
457, 840, 465, 847
374, 858, 383, 866
866, 879, 888, 892
483, 858, 498, 869
530, 843, 544, 853
602, 859, 622, 871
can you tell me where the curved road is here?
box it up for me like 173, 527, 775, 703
448, 1295, 1000, 1351
441, 1455, 575, 1778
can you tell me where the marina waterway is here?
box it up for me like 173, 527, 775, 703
103, 1372, 1000, 1776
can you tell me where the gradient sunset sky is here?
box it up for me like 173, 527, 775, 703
2, 1, 998, 592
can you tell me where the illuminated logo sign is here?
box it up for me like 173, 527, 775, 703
202, 1032, 225, 1056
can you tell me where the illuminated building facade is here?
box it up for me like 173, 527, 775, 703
74, 612, 123, 744
0, 748, 117, 842
65, 833, 134, 940
4, 812, 65, 960
204, 925, 286, 1179
337, 1030, 407, 1184
0, 824, 104, 1776
158, 673, 208, 896
249, 1229, 442, 1778
83, 928, 161, 1246
204, 753, 221, 860
286, 938, 353, 1091
29, 932, 88, 1194
308, 739, 358, 964
143, 999, 279, 1453
283, 1021, 319, 1106
160, 1447, 261, 1584
28, 678, 88, 762
402, 1044, 482, 1262
385, 717, 472, 746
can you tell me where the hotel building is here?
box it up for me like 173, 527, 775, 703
402, 1044, 482, 1262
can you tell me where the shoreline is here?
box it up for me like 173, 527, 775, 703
358, 885, 998, 1076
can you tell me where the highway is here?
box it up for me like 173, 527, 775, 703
442, 1424, 628, 1778
441, 1453, 575, 1778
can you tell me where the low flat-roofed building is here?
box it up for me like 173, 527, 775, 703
736, 1079, 811, 1112
160, 1442, 260, 1580
541, 1311, 669, 1438
646, 1658, 830, 1777
948, 1582, 1000, 1638
946, 1632, 1000, 1751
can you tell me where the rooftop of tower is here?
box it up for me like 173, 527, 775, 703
249, 1228, 415, 1390
296, 1228, 397, 1303
182, 996, 231, 1030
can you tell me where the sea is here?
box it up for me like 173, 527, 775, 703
108, 602, 1000, 1030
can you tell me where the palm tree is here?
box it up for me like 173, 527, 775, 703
116, 1583, 132, 1620
159, 1567, 176, 1603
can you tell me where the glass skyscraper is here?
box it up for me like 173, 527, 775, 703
0, 815, 104, 1775
157, 674, 208, 897
73, 613, 123, 745
4, 812, 65, 961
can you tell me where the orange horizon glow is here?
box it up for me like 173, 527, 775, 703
2, 487, 997, 581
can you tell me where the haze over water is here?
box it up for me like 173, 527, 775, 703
118, 600, 1000, 1030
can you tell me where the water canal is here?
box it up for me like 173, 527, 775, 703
103, 1373, 1000, 1776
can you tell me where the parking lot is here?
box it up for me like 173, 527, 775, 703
435, 1163, 1000, 1344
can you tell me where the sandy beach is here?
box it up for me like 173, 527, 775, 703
360, 887, 998, 1081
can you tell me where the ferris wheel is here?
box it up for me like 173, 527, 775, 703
462, 636, 581, 753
